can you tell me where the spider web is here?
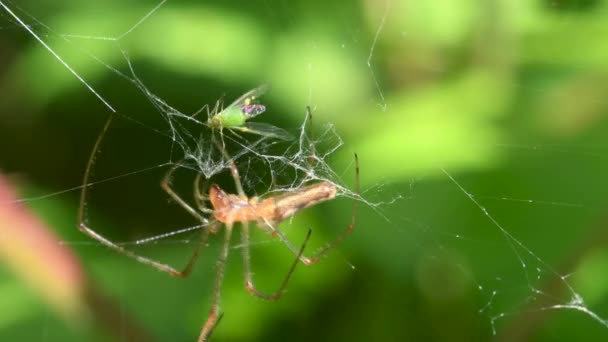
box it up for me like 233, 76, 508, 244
1, 1, 608, 342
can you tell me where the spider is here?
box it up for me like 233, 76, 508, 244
78, 108, 359, 341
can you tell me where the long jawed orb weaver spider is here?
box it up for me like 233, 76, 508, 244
78, 109, 359, 342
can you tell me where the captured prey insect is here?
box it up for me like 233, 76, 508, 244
206, 84, 294, 141
78, 110, 360, 341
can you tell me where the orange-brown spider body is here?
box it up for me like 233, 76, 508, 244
209, 182, 337, 227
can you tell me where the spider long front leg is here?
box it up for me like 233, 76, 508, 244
79, 114, 209, 278
241, 221, 312, 300
198, 222, 233, 342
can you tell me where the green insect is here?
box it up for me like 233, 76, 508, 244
207, 84, 293, 141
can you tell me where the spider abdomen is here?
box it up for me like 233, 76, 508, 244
209, 182, 337, 226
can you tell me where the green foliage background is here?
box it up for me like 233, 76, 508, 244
1, 0, 608, 341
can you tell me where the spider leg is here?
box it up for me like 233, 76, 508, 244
194, 173, 213, 214
301, 153, 360, 264
79, 114, 209, 278
198, 221, 233, 342
159, 162, 212, 276
161, 162, 210, 221
194, 174, 223, 234
261, 154, 359, 265
229, 161, 246, 197
210, 133, 246, 197
241, 221, 312, 300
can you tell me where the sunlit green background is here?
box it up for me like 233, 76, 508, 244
1, 0, 608, 341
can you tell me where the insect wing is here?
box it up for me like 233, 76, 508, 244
224, 84, 270, 115
241, 104, 266, 118
238, 121, 294, 141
